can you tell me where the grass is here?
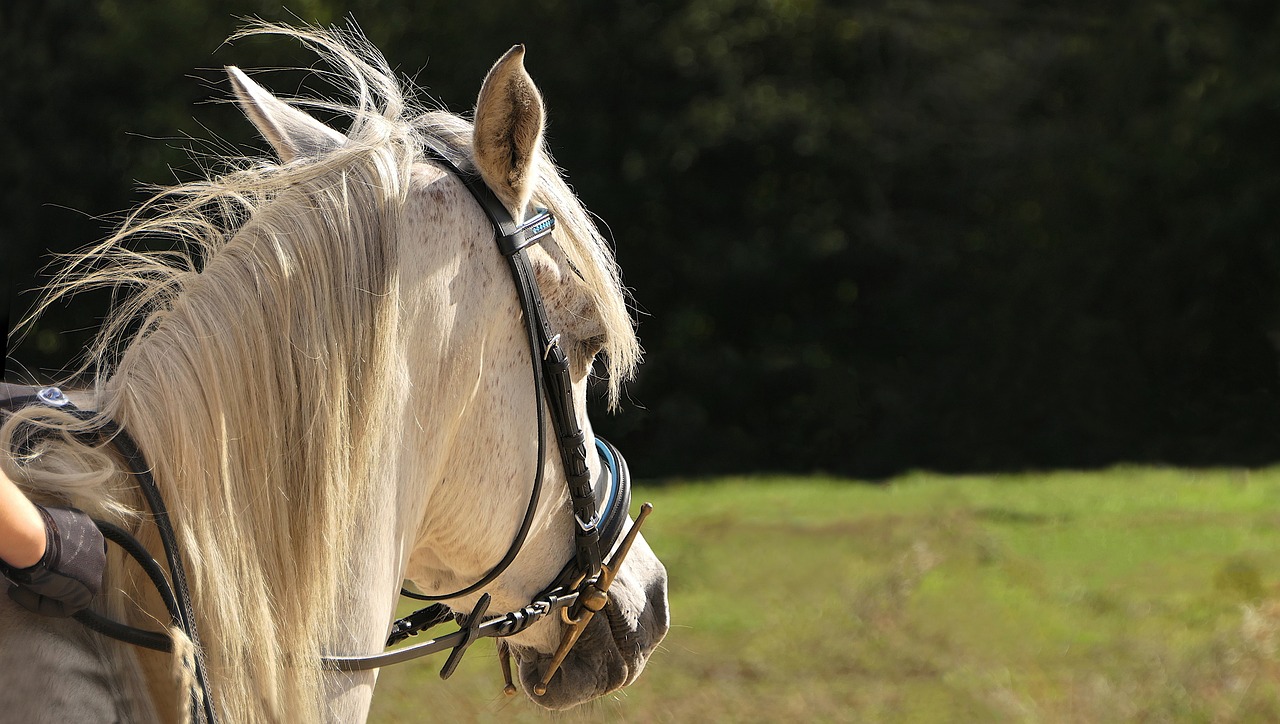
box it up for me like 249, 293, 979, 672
368, 466, 1280, 722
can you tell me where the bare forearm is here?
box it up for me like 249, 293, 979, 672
0, 479, 105, 617
0, 471, 46, 569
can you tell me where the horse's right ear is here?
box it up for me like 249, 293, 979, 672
226, 66, 346, 162
472, 46, 545, 214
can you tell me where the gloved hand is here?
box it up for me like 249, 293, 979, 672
1, 505, 105, 617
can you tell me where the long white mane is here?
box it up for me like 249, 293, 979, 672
1, 24, 639, 721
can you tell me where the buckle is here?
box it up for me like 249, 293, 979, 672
574, 510, 600, 533
544, 333, 562, 361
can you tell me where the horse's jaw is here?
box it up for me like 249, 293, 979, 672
510, 544, 669, 710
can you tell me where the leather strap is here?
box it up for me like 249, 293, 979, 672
398, 184, 551, 600
427, 147, 608, 576
401, 147, 597, 603
1, 389, 219, 724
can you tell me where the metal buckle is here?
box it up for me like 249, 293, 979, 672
574, 511, 600, 533
544, 333, 562, 361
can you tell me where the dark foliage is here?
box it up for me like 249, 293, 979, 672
4, 1, 1279, 477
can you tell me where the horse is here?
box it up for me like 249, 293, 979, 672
0, 23, 669, 722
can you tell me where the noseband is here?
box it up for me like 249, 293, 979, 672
0, 146, 650, 720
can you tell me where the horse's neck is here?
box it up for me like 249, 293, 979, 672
126, 507, 404, 723
93, 381, 412, 722
320, 499, 407, 721
123, 471, 406, 723
0, 595, 159, 722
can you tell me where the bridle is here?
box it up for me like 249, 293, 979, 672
324, 148, 654, 692
0, 147, 652, 720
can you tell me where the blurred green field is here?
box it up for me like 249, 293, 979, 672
369, 467, 1280, 722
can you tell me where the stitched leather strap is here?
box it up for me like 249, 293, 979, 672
398, 149, 552, 602
406, 147, 616, 602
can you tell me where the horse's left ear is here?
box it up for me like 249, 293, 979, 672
473, 45, 545, 214
226, 66, 347, 162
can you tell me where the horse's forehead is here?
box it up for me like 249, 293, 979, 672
405, 164, 480, 235
397, 164, 501, 282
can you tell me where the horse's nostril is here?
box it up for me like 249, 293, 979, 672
639, 561, 671, 643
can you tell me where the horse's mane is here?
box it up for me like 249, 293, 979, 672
1, 23, 638, 720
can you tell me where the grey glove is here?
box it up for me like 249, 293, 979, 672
1, 505, 105, 617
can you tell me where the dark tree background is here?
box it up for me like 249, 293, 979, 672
4, 1, 1280, 478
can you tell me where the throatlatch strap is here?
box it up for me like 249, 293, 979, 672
407, 147, 609, 600
398, 149, 551, 603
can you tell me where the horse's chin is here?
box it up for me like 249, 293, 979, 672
511, 604, 642, 710
510, 567, 668, 710
501, 533, 669, 710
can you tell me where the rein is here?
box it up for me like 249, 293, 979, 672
0, 386, 219, 724
0, 146, 651, 718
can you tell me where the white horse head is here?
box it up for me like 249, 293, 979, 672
0, 24, 667, 722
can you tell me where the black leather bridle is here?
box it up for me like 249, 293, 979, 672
0, 145, 651, 719
322, 148, 653, 693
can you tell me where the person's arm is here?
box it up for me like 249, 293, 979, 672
0, 470, 46, 569
0, 469, 105, 617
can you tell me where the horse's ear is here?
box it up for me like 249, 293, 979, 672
226, 66, 346, 163
473, 45, 545, 213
